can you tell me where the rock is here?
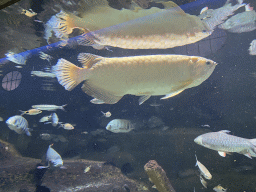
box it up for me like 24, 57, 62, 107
144, 160, 176, 192
147, 116, 164, 129
0, 139, 149, 192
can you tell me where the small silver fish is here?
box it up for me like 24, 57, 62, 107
5, 51, 28, 65
6, 115, 32, 136
213, 185, 227, 192
32, 104, 67, 111
219, 4, 256, 33
249, 39, 256, 55
59, 123, 74, 130
39, 115, 52, 122
21, 9, 37, 17
194, 130, 256, 158
37, 144, 64, 169
195, 155, 212, 180
51, 113, 59, 127
20, 109, 42, 116
31, 71, 56, 78
101, 111, 111, 117
200, 174, 207, 188
106, 119, 134, 133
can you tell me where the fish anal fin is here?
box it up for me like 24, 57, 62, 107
218, 151, 226, 157
139, 95, 151, 105
244, 153, 252, 159
77, 53, 103, 69
54, 59, 89, 91
160, 90, 184, 100
77, 33, 103, 49
82, 82, 122, 104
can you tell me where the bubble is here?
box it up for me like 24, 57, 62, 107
2, 71, 22, 91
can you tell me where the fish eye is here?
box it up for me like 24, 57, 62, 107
206, 61, 211, 65
202, 30, 207, 33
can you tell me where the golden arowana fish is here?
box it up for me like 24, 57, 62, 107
77, 5, 212, 49
44, 0, 178, 42
53, 53, 217, 105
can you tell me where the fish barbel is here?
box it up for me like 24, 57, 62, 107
77, 6, 212, 49
54, 53, 217, 105
194, 130, 256, 159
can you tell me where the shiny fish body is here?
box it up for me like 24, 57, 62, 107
194, 130, 256, 158
46, 145, 63, 167
213, 185, 227, 192
31, 71, 56, 78
219, 9, 256, 33
195, 155, 212, 180
78, 6, 212, 49
6, 115, 31, 136
51, 113, 59, 127
106, 119, 134, 133
32, 104, 67, 111
39, 115, 52, 123
249, 39, 256, 55
54, 53, 217, 105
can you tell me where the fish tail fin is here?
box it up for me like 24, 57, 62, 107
25, 129, 32, 136
19, 110, 26, 116
45, 11, 84, 41
61, 104, 67, 111
54, 59, 90, 91
195, 154, 198, 166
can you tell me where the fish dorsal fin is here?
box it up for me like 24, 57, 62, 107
219, 130, 231, 134
81, 82, 122, 104
164, 2, 186, 15
139, 95, 151, 105
77, 53, 103, 69
78, 0, 109, 13
159, 1, 180, 10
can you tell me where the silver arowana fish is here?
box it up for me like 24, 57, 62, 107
54, 53, 217, 105
219, 4, 256, 33
77, 5, 212, 49
194, 130, 256, 159
6, 115, 32, 136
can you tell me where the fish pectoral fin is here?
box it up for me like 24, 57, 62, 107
77, 53, 103, 69
139, 95, 151, 105
218, 151, 226, 157
160, 90, 184, 100
82, 82, 122, 104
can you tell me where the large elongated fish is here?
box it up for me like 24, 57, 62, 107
77, 5, 212, 49
44, 0, 178, 42
194, 130, 256, 159
53, 53, 217, 105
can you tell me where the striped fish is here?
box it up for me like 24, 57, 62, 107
6, 115, 31, 136
54, 53, 217, 105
